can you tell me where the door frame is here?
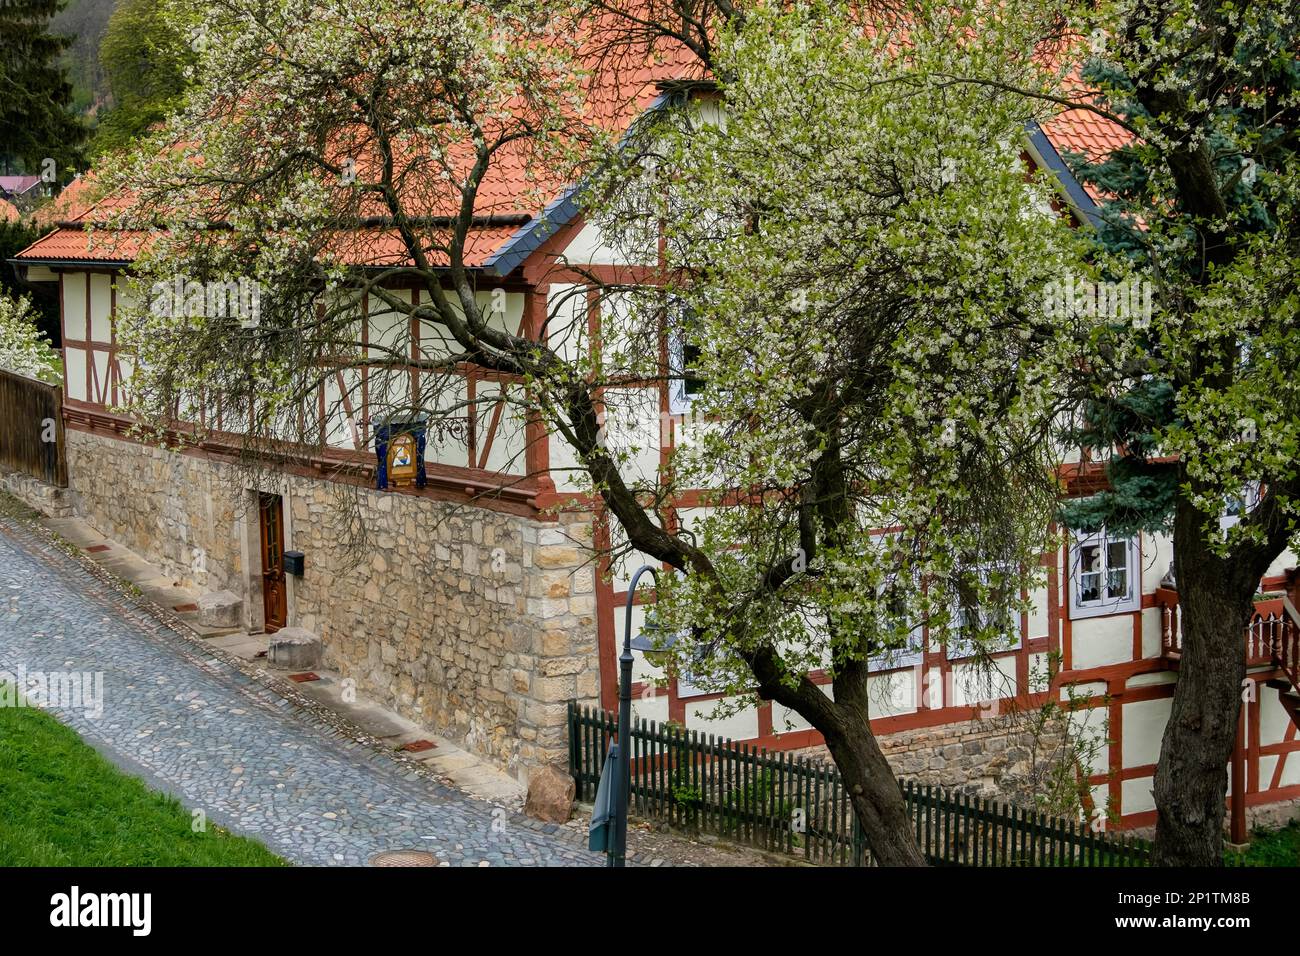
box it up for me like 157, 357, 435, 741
259, 492, 288, 633
241, 488, 294, 634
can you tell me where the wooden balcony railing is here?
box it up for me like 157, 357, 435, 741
1157, 587, 1300, 686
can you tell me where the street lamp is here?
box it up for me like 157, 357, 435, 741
610, 564, 659, 867
629, 613, 679, 668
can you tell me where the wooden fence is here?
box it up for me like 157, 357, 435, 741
0, 367, 66, 487
568, 702, 1151, 867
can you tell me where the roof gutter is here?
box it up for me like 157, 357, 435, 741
484, 91, 676, 278
7, 256, 132, 271
1024, 120, 1103, 230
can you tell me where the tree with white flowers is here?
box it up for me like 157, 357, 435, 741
1022, 0, 1300, 866
0, 295, 61, 385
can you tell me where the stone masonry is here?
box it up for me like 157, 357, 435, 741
798, 714, 1068, 808
878, 716, 1067, 804
64, 428, 600, 783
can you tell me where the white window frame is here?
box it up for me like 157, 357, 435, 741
666, 298, 706, 415
868, 590, 925, 672
1069, 528, 1141, 620
1220, 481, 1264, 533
863, 536, 924, 671
667, 332, 705, 415
946, 563, 1023, 660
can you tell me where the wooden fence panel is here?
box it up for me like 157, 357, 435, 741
568, 702, 1151, 867
0, 368, 66, 487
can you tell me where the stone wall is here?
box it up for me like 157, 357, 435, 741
65, 428, 600, 782
798, 714, 1068, 809
878, 716, 1067, 806
1, 467, 75, 518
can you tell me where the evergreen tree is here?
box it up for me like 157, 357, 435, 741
0, 0, 87, 175
1057, 0, 1300, 865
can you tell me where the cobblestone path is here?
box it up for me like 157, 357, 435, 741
0, 515, 597, 867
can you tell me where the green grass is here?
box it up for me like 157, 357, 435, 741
0, 690, 285, 866
1227, 822, 1300, 867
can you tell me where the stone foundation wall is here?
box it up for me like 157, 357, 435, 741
798, 715, 1067, 808
1, 468, 75, 518
878, 716, 1067, 806
65, 429, 599, 782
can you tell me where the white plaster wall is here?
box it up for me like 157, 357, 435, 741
1122, 697, 1172, 769
1067, 703, 1110, 776
89, 273, 112, 342
869, 668, 918, 718
1122, 776, 1156, 814
686, 697, 760, 741
1071, 613, 1134, 669
949, 656, 1017, 708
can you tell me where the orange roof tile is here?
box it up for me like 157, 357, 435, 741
13, 31, 693, 271
13, 27, 1125, 270
1040, 108, 1131, 207
30, 173, 105, 229
1042, 107, 1130, 163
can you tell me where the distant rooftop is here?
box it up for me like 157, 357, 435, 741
0, 175, 44, 197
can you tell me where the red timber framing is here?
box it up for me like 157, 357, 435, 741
45, 199, 1300, 833
1058, 575, 1300, 831
60, 270, 125, 408
519, 210, 1300, 831
534, 214, 1069, 774
55, 267, 554, 520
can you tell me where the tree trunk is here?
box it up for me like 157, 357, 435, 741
1151, 499, 1258, 865
821, 717, 927, 866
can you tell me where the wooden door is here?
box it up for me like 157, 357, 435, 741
259, 493, 287, 632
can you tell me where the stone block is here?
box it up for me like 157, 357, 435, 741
535, 546, 581, 569
197, 589, 243, 628
523, 765, 575, 824
268, 626, 323, 669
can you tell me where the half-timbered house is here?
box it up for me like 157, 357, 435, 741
9, 68, 1300, 835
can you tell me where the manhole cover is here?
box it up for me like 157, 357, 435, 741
369, 850, 439, 867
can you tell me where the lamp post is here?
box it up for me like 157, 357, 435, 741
605, 564, 660, 867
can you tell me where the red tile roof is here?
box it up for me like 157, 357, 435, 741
30, 173, 104, 229
1038, 75, 1132, 206
1042, 108, 1130, 163
13, 227, 147, 263
13, 36, 1127, 270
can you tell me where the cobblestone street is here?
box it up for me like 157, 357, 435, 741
0, 513, 603, 867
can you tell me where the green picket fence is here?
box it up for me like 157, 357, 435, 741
568, 702, 1150, 867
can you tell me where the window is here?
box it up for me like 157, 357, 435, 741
869, 577, 925, 670
947, 564, 1022, 659
1069, 529, 1140, 619
667, 302, 705, 414
1220, 482, 1263, 533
